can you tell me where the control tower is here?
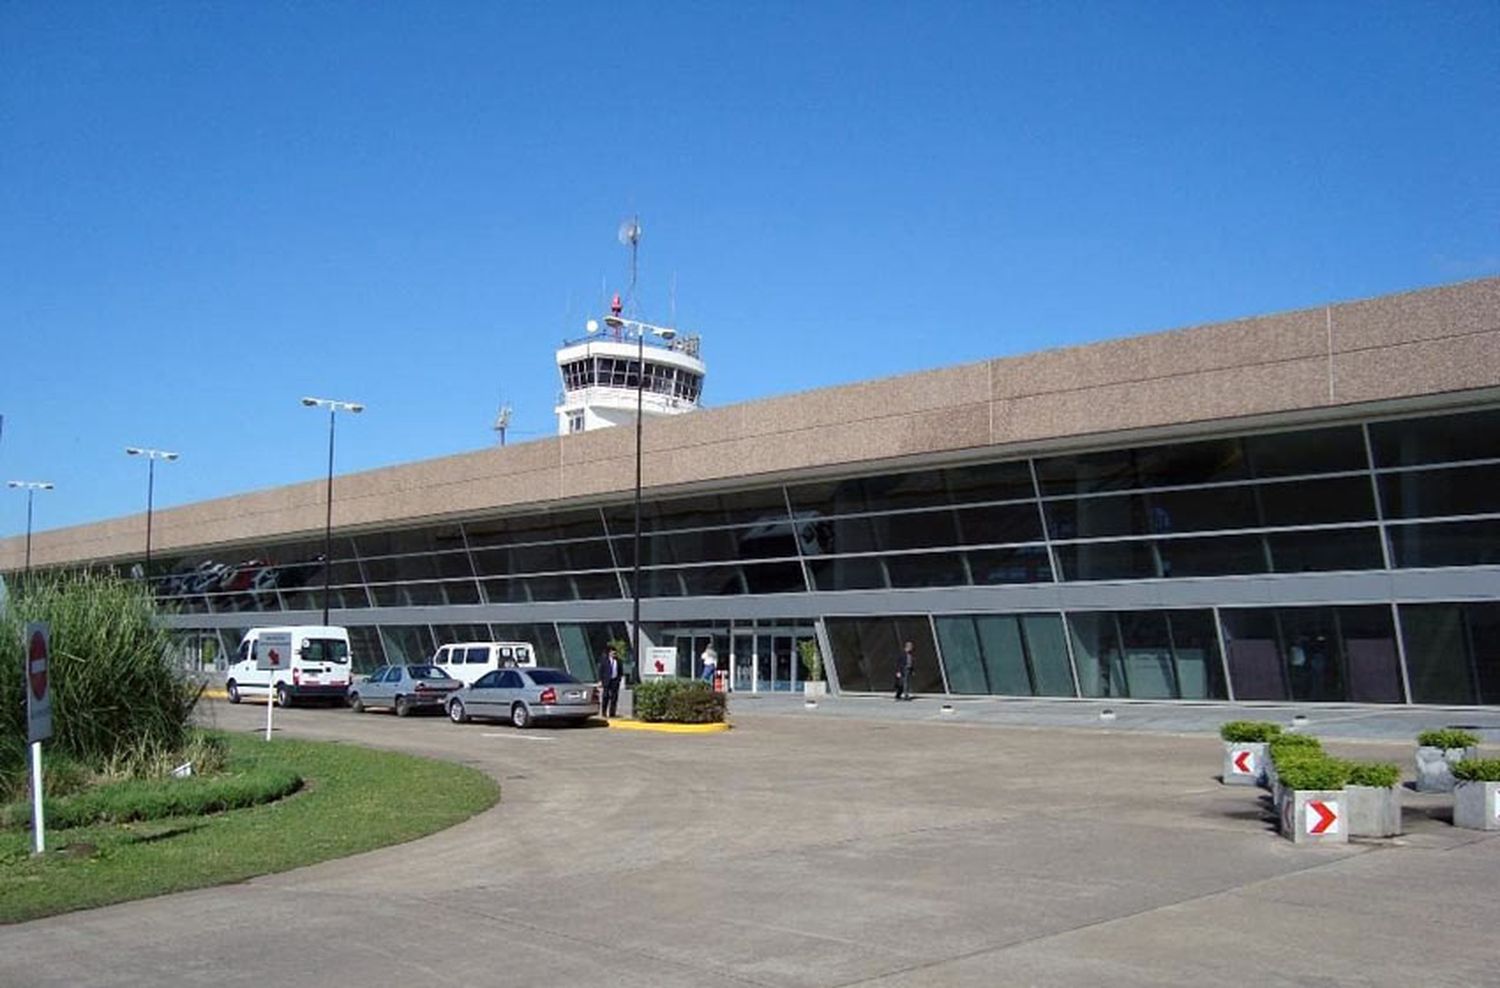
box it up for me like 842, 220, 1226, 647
554, 295, 706, 435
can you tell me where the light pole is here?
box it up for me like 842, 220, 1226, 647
595, 312, 677, 680
300, 397, 364, 626
7, 480, 54, 578
125, 447, 179, 578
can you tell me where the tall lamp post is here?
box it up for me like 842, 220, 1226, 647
125, 447, 179, 578
300, 396, 364, 626
7, 480, 54, 578
595, 312, 677, 680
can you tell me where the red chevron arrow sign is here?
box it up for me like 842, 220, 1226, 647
1232, 750, 1254, 775
1307, 799, 1339, 835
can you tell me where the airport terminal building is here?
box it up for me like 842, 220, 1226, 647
4, 277, 1499, 706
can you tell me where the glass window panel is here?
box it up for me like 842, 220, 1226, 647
1241, 425, 1369, 477
612, 527, 797, 567
872, 509, 961, 551
1219, 608, 1290, 701
1166, 610, 1228, 700
464, 510, 606, 548
1116, 611, 1178, 699
788, 462, 1034, 515
1377, 463, 1500, 519
1157, 535, 1270, 578
825, 616, 939, 694
1388, 519, 1500, 568
1267, 528, 1384, 573
1067, 613, 1124, 698
603, 487, 790, 534
954, 503, 1045, 544
975, 616, 1035, 696
1400, 604, 1477, 704
1254, 476, 1377, 527
1055, 541, 1158, 581
353, 525, 467, 559
967, 546, 1053, 585
1468, 603, 1500, 705
1338, 606, 1404, 703
935, 617, 988, 694
807, 557, 887, 591
884, 552, 968, 588
1038, 437, 1248, 496
1369, 409, 1500, 467
369, 580, 480, 607
360, 550, 474, 582
1020, 615, 1075, 696
379, 626, 435, 665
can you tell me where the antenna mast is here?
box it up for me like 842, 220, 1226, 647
619, 216, 641, 316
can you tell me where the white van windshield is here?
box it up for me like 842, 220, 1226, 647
302, 639, 350, 664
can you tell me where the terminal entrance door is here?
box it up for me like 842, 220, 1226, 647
661, 624, 817, 693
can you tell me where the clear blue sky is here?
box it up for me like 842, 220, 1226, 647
2, 2, 1497, 537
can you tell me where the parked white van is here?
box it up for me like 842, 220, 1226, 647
225, 625, 353, 707
431, 641, 536, 685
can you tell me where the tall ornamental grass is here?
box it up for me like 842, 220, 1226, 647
0, 572, 202, 792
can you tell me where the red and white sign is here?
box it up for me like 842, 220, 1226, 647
1231, 750, 1255, 775
1306, 799, 1340, 835
642, 646, 676, 679
25, 622, 53, 743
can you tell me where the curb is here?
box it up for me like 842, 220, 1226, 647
605, 719, 731, 734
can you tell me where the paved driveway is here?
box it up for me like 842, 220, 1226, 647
1, 699, 1495, 987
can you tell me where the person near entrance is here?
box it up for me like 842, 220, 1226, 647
599, 646, 623, 719
895, 640, 915, 701
700, 644, 718, 683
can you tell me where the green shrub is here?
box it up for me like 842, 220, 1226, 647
632, 679, 726, 723
1219, 721, 1282, 743
1417, 728, 1480, 750
0, 572, 201, 790
3, 765, 302, 830
1277, 755, 1349, 791
1452, 758, 1500, 783
1269, 734, 1322, 763
1344, 761, 1400, 789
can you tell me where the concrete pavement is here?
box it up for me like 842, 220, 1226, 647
0, 694, 1495, 987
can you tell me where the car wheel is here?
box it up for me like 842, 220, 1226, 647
226, 680, 240, 704
349, 693, 364, 713
275, 684, 291, 708
510, 702, 531, 729
448, 699, 468, 724
394, 695, 411, 717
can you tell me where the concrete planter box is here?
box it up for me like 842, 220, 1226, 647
1279, 789, 1348, 845
1415, 746, 1476, 793
802, 681, 827, 697
1346, 784, 1402, 838
1453, 780, 1500, 831
1222, 742, 1267, 786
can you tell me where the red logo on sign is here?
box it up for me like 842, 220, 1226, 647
1308, 800, 1338, 835
267, 648, 281, 667
1232, 751, 1253, 774
28, 630, 48, 700
653, 659, 666, 673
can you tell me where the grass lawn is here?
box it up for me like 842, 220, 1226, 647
0, 731, 498, 924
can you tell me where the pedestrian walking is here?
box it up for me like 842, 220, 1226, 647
895, 640, 915, 701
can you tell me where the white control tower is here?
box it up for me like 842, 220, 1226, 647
554, 293, 706, 435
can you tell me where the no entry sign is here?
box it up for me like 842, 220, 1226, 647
25, 622, 52, 743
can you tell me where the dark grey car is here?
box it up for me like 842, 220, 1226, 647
446, 667, 597, 728
348, 664, 461, 717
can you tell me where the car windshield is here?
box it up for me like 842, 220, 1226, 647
407, 665, 448, 679
303, 638, 350, 664
527, 669, 579, 685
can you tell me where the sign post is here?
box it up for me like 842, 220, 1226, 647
256, 631, 291, 741
25, 622, 53, 855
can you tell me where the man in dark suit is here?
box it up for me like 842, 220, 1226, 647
599, 646, 623, 719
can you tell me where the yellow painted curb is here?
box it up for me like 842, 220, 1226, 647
605, 719, 730, 734
202, 689, 229, 700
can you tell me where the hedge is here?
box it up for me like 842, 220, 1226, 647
632, 679, 727, 723
1417, 729, 1480, 750
1219, 721, 1282, 743
1452, 758, 1500, 783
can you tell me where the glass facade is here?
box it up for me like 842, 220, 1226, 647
75, 406, 1500, 704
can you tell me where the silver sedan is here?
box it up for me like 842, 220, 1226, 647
446, 667, 597, 728
348, 664, 461, 717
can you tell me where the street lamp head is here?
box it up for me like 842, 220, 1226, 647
126, 447, 143, 456
347, 403, 365, 414
163, 452, 180, 461
301, 397, 319, 407
658, 327, 677, 341
6, 481, 19, 488
40, 483, 54, 490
